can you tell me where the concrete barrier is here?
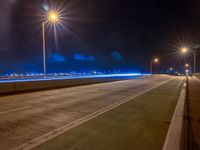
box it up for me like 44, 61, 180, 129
0, 83, 16, 94
0, 76, 139, 95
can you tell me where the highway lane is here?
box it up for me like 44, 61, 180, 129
0, 75, 173, 150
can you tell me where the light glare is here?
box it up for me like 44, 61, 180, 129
47, 10, 60, 23
154, 58, 159, 63
185, 64, 189, 67
181, 47, 188, 54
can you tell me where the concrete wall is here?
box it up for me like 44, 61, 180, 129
0, 83, 16, 94
0, 76, 137, 95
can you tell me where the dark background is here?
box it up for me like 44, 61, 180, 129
0, 0, 200, 74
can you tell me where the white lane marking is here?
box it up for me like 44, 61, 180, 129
12, 77, 176, 150
0, 106, 31, 115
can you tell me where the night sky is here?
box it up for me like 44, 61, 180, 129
0, 0, 200, 74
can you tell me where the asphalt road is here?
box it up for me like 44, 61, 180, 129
34, 77, 184, 150
0, 75, 175, 150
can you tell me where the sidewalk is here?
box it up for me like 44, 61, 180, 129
187, 77, 200, 150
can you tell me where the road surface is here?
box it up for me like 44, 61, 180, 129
0, 75, 180, 150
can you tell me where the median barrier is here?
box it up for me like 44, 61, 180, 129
0, 82, 16, 94
0, 76, 136, 95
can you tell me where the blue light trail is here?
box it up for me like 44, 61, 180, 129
0, 73, 151, 83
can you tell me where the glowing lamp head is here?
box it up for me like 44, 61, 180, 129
154, 58, 159, 63
181, 47, 188, 54
48, 11, 60, 23
185, 64, 189, 67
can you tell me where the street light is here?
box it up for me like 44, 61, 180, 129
181, 47, 188, 54
150, 58, 159, 74
185, 63, 189, 67
185, 63, 191, 74
47, 10, 60, 23
42, 10, 61, 78
180, 47, 196, 73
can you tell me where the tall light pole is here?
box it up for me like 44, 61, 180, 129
42, 22, 46, 78
42, 10, 60, 78
194, 51, 196, 73
181, 47, 196, 73
150, 58, 159, 74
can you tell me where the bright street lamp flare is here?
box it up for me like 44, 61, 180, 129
182, 48, 187, 52
181, 48, 188, 53
48, 11, 60, 23
185, 64, 189, 67
154, 58, 159, 62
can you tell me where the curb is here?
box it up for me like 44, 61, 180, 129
162, 79, 187, 150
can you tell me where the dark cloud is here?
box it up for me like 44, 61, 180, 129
0, 47, 6, 51
0, 64, 4, 69
74, 53, 95, 61
51, 53, 66, 62
111, 51, 123, 61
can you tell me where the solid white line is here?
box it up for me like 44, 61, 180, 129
12, 77, 175, 150
0, 106, 31, 115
